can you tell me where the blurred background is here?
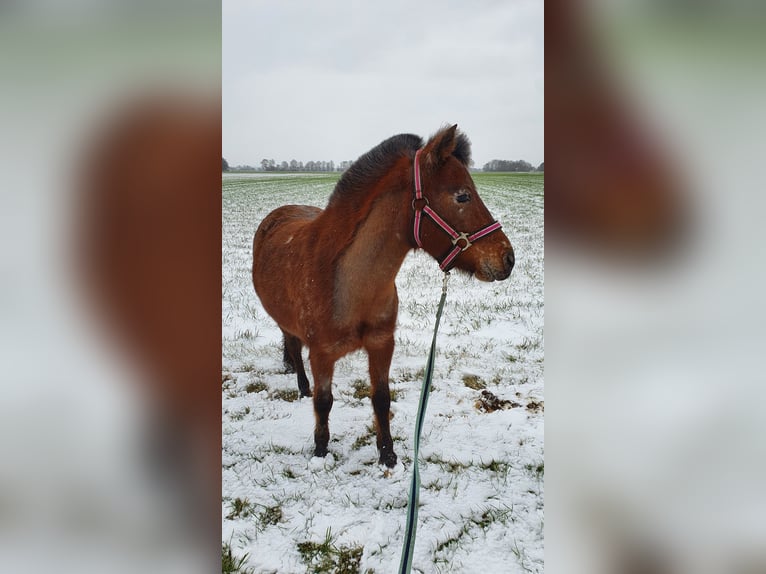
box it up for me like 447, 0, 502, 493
0, 1, 220, 572
546, 0, 766, 573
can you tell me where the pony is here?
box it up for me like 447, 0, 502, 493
252, 125, 514, 467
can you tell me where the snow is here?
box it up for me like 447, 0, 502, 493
222, 173, 543, 573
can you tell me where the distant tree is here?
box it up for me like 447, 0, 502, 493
537, 162, 544, 172
222, 158, 229, 172
483, 159, 534, 172
260, 159, 269, 171
289, 159, 298, 171
279, 161, 289, 171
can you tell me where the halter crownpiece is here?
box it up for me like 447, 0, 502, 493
412, 148, 503, 272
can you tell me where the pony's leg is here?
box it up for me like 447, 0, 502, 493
282, 330, 311, 397
309, 351, 335, 458
282, 331, 296, 373
365, 336, 397, 467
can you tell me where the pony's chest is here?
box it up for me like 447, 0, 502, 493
327, 283, 397, 351
325, 304, 398, 358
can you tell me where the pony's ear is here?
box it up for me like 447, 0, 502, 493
422, 124, 459, 168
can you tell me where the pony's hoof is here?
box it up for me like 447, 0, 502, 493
314, 446, 328, 458
379, 451, 397, 468
300, 389, 312, 398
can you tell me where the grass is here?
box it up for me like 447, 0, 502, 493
222, 542, 253, 574
481, 459, 511, 473
227, 497, 284, 530
525, 461, 544, 480
229, 406, 251, 421
227, 497, 255, 520
259, 504, 283, 527
245, 380, 268, 393
425, 455, 471, 473
270, 388, 301, 402
351, 379, 369, 400
296, 528, 365, 574
351, 425, 376, 451
350, 378, 399, 402
462, 374, 486, 390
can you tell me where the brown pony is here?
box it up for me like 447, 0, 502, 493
252, 125, 514, 467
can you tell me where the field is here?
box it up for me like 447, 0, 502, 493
222, 172, 544, 573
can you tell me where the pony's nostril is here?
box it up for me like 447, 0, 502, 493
505, 251, 515, 271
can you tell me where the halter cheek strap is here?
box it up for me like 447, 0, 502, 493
412, 149, 502, 272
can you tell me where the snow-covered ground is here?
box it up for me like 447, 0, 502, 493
222, 173, 544, 573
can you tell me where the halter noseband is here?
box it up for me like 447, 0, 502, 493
412, 149, 502, 272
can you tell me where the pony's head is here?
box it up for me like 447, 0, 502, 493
413, 125, 515, 281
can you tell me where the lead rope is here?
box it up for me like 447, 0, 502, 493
398, 271, 450, 574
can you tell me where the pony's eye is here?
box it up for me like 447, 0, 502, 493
456, 193, 470, 203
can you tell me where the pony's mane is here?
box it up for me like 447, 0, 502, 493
327, 127, 473, 208
327, 133, 423, 208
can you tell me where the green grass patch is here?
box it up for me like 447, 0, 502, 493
425, 455, 471, 473
226, 497, 283, 529
229, 406, 251, 421
474, 504, 515, 529
222, 542, 253, 574
351, 379, 370, 400
282, 468, 296, 479
270, 388, 300, 402
397, 366, 426, 382
350, 379, 399, 402
226, 497, 255, 520
462, 374, 486, 390
297, 528, 365, 574
481, 459, 510, 473
259, 504, 283, 528
525, 461, 544, 480
351, 425, 376, 451
245, 380, 268, 393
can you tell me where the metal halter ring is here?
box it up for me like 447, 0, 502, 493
452, 232, 472, 251
412, 197, 429, 211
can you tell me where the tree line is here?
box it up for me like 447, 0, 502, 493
223, 157, 543, 173
483, 159, 543, 172
222, 158, 353, 173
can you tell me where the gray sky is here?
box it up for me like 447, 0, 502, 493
223, 0, 543, 168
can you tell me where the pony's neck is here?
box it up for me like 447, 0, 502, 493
332, 188, 412, 323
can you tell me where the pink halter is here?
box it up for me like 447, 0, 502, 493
412, 149, 503, 272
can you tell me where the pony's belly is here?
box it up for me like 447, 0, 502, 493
252, 204, 323, 341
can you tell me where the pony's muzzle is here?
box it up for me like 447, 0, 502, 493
490, 248, 515, 281
476, 246, 515, 282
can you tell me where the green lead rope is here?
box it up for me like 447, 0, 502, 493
398, 272, 450, 574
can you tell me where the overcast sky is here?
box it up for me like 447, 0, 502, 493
223, 0, 543, 168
